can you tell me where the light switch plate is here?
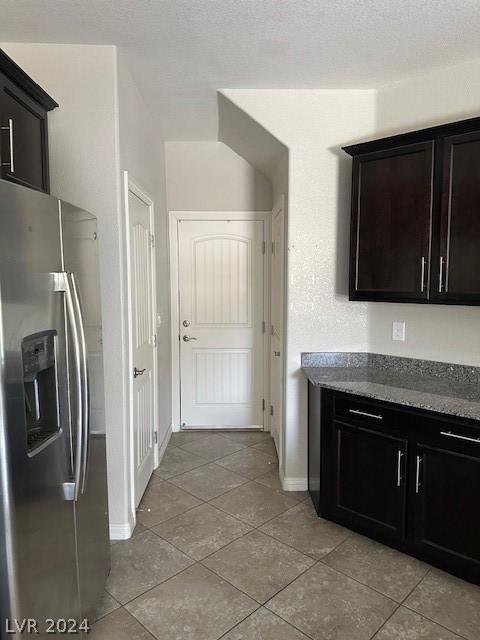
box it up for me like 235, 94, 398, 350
392, 321, 406, 342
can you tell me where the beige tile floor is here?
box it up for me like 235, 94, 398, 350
90, 431, 480, 640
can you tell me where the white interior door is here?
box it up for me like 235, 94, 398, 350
127, 186, 156, 506
270, 198, 285, 461
178, 219, 264, 429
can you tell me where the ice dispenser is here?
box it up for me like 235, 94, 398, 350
22, 330, 60, 453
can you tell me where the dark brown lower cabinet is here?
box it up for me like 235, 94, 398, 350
309, 384, 480, 586
413, 442, 480, 583
332, 422, 407, 544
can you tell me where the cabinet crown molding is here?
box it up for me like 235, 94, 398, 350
343, 115, 480, 156
0, 48, 58, 111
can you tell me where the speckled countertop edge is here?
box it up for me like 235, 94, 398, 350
301, 353, 480, 422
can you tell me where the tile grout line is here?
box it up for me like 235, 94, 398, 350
124, 562, 264, 639
366, 602, 402, 640
214, 605, 264, 640
155, 441, 278, 485
401, 601, 470, 640
399, 566, 431, 605
315, 556, 409, 605
216, 606, 316, 640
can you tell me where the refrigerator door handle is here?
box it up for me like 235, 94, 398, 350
69, 272, 90, 495
62, 272, 84, 502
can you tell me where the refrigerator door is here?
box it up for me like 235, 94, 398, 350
60, 201, 110, 622
0, 180, 80, 636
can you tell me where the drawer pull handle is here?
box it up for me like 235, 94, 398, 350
396, 450, 404, 487
348, 409, 383, 420
440, 431, 480, 445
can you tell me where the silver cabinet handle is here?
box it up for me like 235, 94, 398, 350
396, 450, 404, 487
438, 256, 445, 293
420, 256, 426, 293
70, 272, 90, 495
440, 430, 480, 445
348, 408, 383, 420
1, 118, 14, 172
183, 335, 197, 342
134, 367, 146, 378
415, 455, 423, 494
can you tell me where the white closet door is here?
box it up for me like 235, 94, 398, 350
128, 190, 155, 505
178, 219, 264, 428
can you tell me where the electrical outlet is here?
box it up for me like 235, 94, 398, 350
392, 321, 406, 342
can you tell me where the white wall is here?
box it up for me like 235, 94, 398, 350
116, 51, 171, 478
221, 90, 377, 485
367, 59, 480, 367
165, 141, 272, 211
1, 43, 168, 537
1, 43, 130, 532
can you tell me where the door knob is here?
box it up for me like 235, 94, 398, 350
182, 320, 190, 327
133, 367, 146, 378
183, 335, 197, 342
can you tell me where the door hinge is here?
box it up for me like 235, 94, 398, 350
262, 320, 266, 333
150, 233, 155, 248
270, 405, 274, 416
151, 333, 157, 347
154, 432, 158, 444
270, 324, 275, 336
262, 398, 266, 411
262, 240, 266, 254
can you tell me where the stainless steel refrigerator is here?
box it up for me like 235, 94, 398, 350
0, 180, 110, 637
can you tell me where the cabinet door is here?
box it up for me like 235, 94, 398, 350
350, 142, 433, 302
433, 132, 480, 303
0, 77, 49, 192
332, 421, 407, 543
413, 441, 480, 579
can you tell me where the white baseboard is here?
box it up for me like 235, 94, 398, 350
110, 426, 173, 541
281, 476, 308, 492
157, 424, 172, 464
110, 521, 134, 541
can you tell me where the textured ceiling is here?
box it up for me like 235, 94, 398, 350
2, 0, 480, 138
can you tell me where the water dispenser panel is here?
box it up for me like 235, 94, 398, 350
22, 330, 60, 453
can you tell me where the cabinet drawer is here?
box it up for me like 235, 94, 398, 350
333, 394, 398, 428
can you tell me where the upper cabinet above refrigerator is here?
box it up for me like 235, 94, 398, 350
344, 117, 480, 306
0, 48, 58, 193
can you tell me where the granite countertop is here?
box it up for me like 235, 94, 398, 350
302, 352, 480, 421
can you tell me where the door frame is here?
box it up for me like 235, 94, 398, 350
270, 194, 286, 475
169, 210, 271, 432
124, 172, 159, 513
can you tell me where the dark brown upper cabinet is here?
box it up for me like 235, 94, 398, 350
351, 142, 433, 301
0, 49, 58, 193
435, 131, 480, 303
344, 117, 480, 305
